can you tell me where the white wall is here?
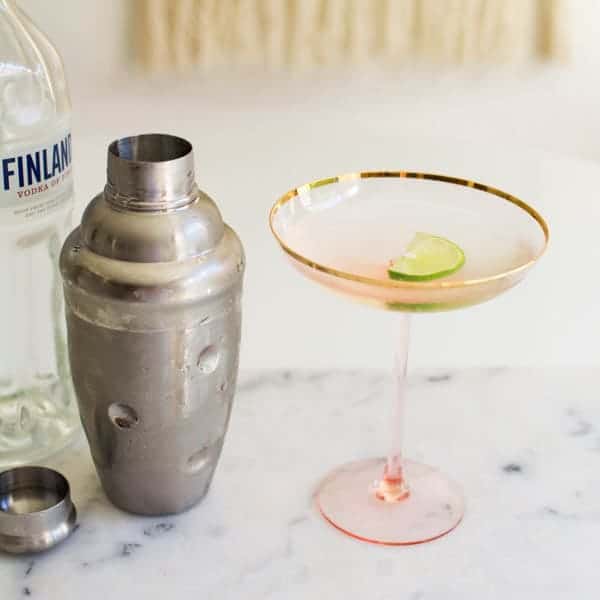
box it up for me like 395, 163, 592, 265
569, 0, 600, 67
19, 0, 129, 84
18, 0, 600, 85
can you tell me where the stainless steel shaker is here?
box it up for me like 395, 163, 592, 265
60, 134, 244, 515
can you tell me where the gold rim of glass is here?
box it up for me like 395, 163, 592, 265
269, 171, 550, 290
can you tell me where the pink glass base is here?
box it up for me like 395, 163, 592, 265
316, 458, 465, 546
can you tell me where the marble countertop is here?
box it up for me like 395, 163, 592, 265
1, 368, 598, 599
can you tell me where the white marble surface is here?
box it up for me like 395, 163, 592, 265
1, 368, 598, 599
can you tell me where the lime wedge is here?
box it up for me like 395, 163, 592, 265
388, 233, 465, 282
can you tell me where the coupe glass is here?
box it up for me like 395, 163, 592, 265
269, 172, 549, 545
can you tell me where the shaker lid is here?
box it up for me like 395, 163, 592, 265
78, 133, 226, 263
0, 466, 77, 554
106, 134, 195, 212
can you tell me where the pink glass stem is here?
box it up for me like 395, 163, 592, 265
377, 313, 410, 502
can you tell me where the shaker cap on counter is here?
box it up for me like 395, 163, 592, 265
0, 466, 77, 554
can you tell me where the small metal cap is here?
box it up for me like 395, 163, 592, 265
0, 467, 77, 554
106, 133, 195, 211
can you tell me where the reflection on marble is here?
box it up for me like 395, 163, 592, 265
1, 369, 598, 599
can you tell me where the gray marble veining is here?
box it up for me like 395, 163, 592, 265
0, 368, 598, 599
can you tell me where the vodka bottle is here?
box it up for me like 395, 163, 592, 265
0, 0, 78, 466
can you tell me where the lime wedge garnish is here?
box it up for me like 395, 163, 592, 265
388, 233, 465, 281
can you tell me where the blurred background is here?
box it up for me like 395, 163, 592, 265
18, 0, 600, 371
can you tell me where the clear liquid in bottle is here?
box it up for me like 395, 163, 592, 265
0, 0, 79, 467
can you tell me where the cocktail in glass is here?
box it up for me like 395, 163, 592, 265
269, 171, 549, 545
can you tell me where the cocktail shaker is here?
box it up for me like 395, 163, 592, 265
60, 134, 244, 515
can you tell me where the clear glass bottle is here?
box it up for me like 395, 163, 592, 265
0, 0, 78, 467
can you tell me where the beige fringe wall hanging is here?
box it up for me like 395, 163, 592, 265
134, 0, 567, 71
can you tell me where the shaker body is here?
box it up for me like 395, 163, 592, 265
61, 135, 244, 515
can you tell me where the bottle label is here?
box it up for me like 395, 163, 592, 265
0, 130, 73, 226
